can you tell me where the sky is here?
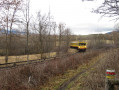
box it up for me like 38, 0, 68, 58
30, 0, 117, 35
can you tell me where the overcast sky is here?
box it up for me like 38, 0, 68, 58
30, 0, 117, 35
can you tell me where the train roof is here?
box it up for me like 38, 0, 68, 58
70, 41, 86, 43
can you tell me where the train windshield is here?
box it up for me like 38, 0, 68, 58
79, 43, 86, 46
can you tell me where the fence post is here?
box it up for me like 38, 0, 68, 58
105, 69, 115, 90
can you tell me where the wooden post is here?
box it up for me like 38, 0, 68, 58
105, 69, 115, 90
105, 79, 114, 90
105, 79, 119, 90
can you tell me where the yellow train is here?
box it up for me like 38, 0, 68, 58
70, 42, 87, 52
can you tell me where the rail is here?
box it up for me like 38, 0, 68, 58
0, 52, 78, 69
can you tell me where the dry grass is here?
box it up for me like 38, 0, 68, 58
0, 52, 56, 64
0, 49, 101, 90
69, 48, 119, 90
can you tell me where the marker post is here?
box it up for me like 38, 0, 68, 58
105, 69, 115, 90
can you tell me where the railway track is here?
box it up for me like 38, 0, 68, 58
57, 52, 104, 90
0, 50, 79, 69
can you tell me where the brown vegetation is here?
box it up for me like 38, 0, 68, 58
0, 0, 119, 90
0, 49, 101, 90
0, 0, 72, 64
79, 49, 119, 90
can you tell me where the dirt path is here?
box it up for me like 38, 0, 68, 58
57, 53, 104, 90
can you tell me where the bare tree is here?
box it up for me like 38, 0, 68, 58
58, 23, 65, 55
112, 23, 119, 45
35, 12, 48, 59
0, 0, 22, 64
114, 23, 119, 31
46, 10, 56, 56
22, 0, 31, 62
64, 28, 72, 52
52, 22, 57, 48
94, 0, 119, 46
94, 0, 119, 21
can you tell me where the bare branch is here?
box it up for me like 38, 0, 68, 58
94, 0, 119, 20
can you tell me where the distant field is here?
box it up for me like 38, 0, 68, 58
0, 40, 114, 64
0, 48, 77, 64
0, 52, 56, 64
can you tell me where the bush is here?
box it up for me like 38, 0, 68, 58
0, 49, 101, 89
81, 49, 119, 90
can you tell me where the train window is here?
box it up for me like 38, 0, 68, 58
79, 43, 86, 45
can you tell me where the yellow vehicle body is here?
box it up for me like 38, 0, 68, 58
70, 42, 87, 52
